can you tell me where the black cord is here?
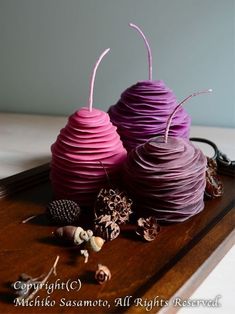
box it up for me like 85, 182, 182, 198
190, 137, 235, 176
190, 137, 218, 159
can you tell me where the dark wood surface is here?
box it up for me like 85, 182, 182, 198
0, 173, 234, 314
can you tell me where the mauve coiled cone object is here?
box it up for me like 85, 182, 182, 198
50, 107, 127, 207
108, 80, 191, 152
123, 136, 207, 222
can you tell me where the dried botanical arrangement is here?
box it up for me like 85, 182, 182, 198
15, 22, 233, 301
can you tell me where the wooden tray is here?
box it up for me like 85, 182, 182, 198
0, 172, 234, 314
0, 163, 50, 199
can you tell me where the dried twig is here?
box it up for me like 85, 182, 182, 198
21, 215, 37, 224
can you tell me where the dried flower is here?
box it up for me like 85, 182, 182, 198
47, 200, 80, 225
94, 215, 120, 241
205, 158, 224, 198
95, 188, 133, 224
136, 217, 160, 242
95, 264, 111, 284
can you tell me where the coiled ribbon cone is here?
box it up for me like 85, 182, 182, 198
108, 80, 191, 151
51, 107, 127, 207
123, 136, 207, 222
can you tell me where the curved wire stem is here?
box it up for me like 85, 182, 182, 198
129, 23, 153, 81
88, 48, 110, 112
164, 89, 212, 143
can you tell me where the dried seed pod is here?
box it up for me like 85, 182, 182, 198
95, 264, 111, 284
54, 226, 77, 243
55, 226, 94, 246
87, 236, 105, 252
94, 188, 133, 224
136, 216, 160, 242
10, 273, 43, 298
94, 215, 120, 241
11, 274, 33, 297
205, 158, 224, 198
47, 200, 80, 225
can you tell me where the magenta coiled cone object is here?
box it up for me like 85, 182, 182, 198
123, 136, 207, 222
108, 80, 191, 152
50, 107, 127, 207
51, 48, 127, 207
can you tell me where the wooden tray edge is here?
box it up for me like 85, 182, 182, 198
0, 163, 50, 198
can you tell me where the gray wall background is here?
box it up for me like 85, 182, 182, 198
0, 0, 235, 127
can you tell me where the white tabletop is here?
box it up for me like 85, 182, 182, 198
0, 113, 67, 178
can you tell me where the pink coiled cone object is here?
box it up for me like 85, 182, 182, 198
51, 108, 126, 207
50, 49, 127, 207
